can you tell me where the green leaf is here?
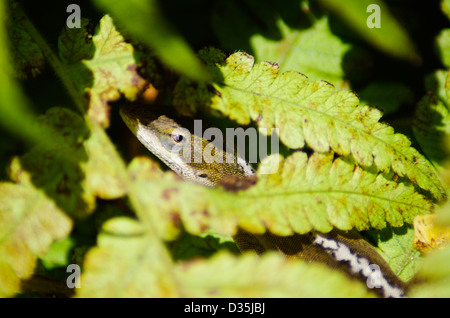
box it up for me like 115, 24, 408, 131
0, 2, 63, 147
39, 237, 75, 270
8, 107, 127, 218
436, 199, 450, 227
92, 1, 210, 82
318, 0, 418, 62
410, 246, 450, 297
83, 118, 128, 200
130, 153, 432, 237
0, 182, 72, 297
8, 108, 92, 219
250, 17, 369, 85
127, 157, 180, 240
436, 29, 450, 68
174, 49, 445, 200
409, 156, 450, 297
424, 69, 450, 106
7, 4, 45, 80
442, 0, 450, 21
77, 217, 373, 297
76, 217, 181, 297
177, 251, 374, 297
364, 225, 421, 282
58, 17, 94, 65
212, 1, 371, 86
413, 70, 450, 170
169, 230, 240, 261
61, 15, 148, 127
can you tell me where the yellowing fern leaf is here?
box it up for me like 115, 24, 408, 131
8, 107, 127, 218
76, 217, 179, 297
129, 152, 432, 238
0, 183, 72, 297
77, 217, 374, 297
174, 49, 445, 201
61, 15, 147, 127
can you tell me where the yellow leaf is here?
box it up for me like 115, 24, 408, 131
414, 214, 450, 253
0, 183, 72, 297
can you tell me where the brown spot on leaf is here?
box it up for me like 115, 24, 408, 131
206, 84, 221, 97
206, 289, 219, 296
241, 52, 253, 60
266, 61, 280, 75
169, 211, 181, 228
256, 113, 263, 123
215, 89, 222, 97
126, 64, 137, 72
161, 187, 179, 200
199, 223, 209, 232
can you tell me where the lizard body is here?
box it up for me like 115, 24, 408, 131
120, 103, 408, 298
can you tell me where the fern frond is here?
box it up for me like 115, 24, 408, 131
174, 49, 445, 201
77, 217, 373, 297
0, 183, 72, 297
410, 245, 450, 297
8, 107, 127, 218
413, 70, 450, 171
130, 152, 433, 237
76, 217, 180, 297
62, 15, 148, 127
178, 251, 373, 297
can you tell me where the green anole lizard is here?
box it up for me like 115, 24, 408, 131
120, 103, 409, 298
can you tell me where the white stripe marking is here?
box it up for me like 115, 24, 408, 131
313, 234, 405, 298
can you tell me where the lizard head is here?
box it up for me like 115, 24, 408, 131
120, 104, 255, 187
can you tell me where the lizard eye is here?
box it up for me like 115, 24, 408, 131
171, 134, 184, 143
